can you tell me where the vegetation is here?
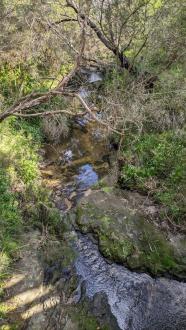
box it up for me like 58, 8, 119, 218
0, 0, 185, 327
76, 196, 186, 277
119, 131, 186, 223
0, 118, 63, 300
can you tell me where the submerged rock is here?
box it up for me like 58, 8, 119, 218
76, 190, 186, 279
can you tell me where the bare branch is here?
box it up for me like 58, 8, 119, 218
65, 0, 131, 69
13, 109, 83, 118
50, 18, 77, 25
74, 93, 124, 136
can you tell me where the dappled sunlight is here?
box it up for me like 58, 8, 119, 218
5, 274, 25, 290
5, 285, 50, 309
1, 266, 62, 329
0, 230, 62, 328
1, 284, 62, 329
21, 294, 60, 320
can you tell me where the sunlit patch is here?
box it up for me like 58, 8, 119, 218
21, 295, 60, 320
5, 285, 50, 311
5, 274, 25, 290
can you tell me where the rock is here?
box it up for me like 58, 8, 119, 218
69, 191, 77, 200
64, 149, 73, 162
75, 233, 186, 330
64, 198, 72, 211
55, 190, 62, 196
75, 189, 186, 279
54, 198, 67, 211
83, 189, 92, 197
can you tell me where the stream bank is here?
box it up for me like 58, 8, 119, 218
39, 114, 186, 329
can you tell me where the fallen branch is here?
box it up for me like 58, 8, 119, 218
75, 93, 124, 135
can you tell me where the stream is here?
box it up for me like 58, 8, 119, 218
41, 71, 186, 330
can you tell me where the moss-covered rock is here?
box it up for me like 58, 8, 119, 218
76, 190, 186, 278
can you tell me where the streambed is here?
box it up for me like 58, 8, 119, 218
40, 118, 186, 330
40, 70, 186, 329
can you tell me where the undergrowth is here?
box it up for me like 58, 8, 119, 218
0, 118, 61, 315
119, 130, 186, 224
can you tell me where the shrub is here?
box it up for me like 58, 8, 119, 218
120, 130, 186, 223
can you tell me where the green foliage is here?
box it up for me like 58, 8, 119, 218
103, 67, 131, 92
12, 118, 44, 144
120, 131, 186, 222
30, 201, 62, 235
0, 63, 48, 105
0, 169, 22, 274
0, 119, 40, 186
124, 132, 185, 178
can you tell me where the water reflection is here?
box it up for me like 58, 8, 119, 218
41, 118, 111, 210
76, 164, 98, 190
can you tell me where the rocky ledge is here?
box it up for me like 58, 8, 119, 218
75, 189, 186, 279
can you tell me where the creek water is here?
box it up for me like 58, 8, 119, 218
41, 73, 186, 330
42, 117, 110, 211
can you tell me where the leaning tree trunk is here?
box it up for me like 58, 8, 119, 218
66, 0, 134, 71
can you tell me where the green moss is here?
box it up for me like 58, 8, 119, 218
76, 193, 186, 277
72, 304, 109, 330
91, 179, 105, 190
127, 219, 185, 276
74, 312, 100, 330
77, 204, 133, 263
128, 240, 178, 274
99, 233, 134, 262
102, 186, 113, 194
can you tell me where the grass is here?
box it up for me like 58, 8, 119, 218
0, 169, 22, 263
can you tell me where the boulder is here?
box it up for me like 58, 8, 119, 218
76, 189, 186, 279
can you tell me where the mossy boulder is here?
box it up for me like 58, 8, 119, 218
76, 190, 186, 278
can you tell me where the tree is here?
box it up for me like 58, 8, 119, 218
0, 0, 185, 133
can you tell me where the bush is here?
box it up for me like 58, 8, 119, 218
120, 130, 186, 223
